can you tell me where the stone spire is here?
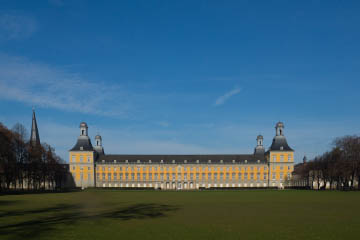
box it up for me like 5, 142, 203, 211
30, 108, 40, 147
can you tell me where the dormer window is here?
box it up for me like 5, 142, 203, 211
208, 160, 211, 163
280, 146, 284, 150
172, 160, 175, 164
137, 160, 140, 163
196, 160, 199, 164
125, 159, 128, 163
149, 160, 152, 163
80, 146, 83, 150
257, 160, 260, 163
220, 160, 223, 164
102, 160, 105, 163
160, 159, 163, 164
114, 160, 117, 163
232, 160, 235, 163
245, 160, 248, 164
184, 160, 187, 163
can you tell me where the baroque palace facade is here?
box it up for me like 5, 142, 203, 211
69, 122, 294, 189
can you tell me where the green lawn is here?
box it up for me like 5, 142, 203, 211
1, 190, 360, 240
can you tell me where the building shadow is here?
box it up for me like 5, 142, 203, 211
0, 203, 180, 239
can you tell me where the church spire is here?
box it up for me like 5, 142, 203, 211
30, 108, 40, 147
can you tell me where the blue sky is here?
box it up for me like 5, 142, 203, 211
1, 0, 360, 163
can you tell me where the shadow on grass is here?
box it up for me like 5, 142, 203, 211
0, 203, 180, 239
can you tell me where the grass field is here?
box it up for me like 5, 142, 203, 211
1, 190, 360, 240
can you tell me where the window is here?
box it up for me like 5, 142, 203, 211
184, 173, 188, 180
196, 173, 199, 180
80, 156, 84, 161
80, 173, 83, 180
125, 173, 129, 180
178, 173, 181, 179
257, 173, 260, 180
287, 173, 291, 179
232, 173, 235, 179
202, 173, 205, 179
172, 173, 175, 179
108, 167, 111, 171
102, 173, 105, 179
288, 155, 292, 161
288, 166, 291, 170
226, 173, 229, 180
108, 173, 111, 180
238, 173, 242, 179
272, 173, 276, 180
88, 167, 91, 170
166, 173, 170, 180
80, 167, 83, 171
120, 166, 122, 171
190, 173, 193, 180
280, 155, 284, 162
143, 173, 146, 180
131, 173, 135, 180
214, 173, 218, 180
208, 173, 211, 179
120, 173, 123, 180
250, 173, 254, 180
208, 167, 211, 171
114, 173, 117, 180
155, 173, 158, 179
272, 156, 276, 161
96, 173, 99, 180
87, 156, 91, 163
72, 166, 76, 170
280, 173, 283, 179
160, 173, 164, 180
114, 160, 117, 163
280, 166, 284, 170
137, 167, 140, 171
245, 160, 248, 164
244, 173, 248, 179
263, 173, 267, 180
149, 173, 152, 179
72, 155, 75, 162
143, 167, 146, 171
88, 174, 91, 180
137, 173, 140, 179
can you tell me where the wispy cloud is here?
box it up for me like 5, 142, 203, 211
0, 14, 37, 40
0, 54, 132, 117
214, 87, 241, 106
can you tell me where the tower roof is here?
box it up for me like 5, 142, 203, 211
269, 136, 293, 151
70, 137, 94, 151
30, 109, 40, 147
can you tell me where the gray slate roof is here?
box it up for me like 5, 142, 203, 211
70, 137, 94, 151
269, 136, 293, 151
95, 154, 266, 164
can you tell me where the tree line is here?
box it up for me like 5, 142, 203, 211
0, 122, 69, 191
296, 135, 360, 190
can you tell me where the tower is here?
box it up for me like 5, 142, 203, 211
266, 122, 294, 188
30, 109, 40, 147
94, 134, 104, 154
69, 122, 95, 188
254, 135, 265, 155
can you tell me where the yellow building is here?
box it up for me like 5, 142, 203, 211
69, 122, 294, 189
